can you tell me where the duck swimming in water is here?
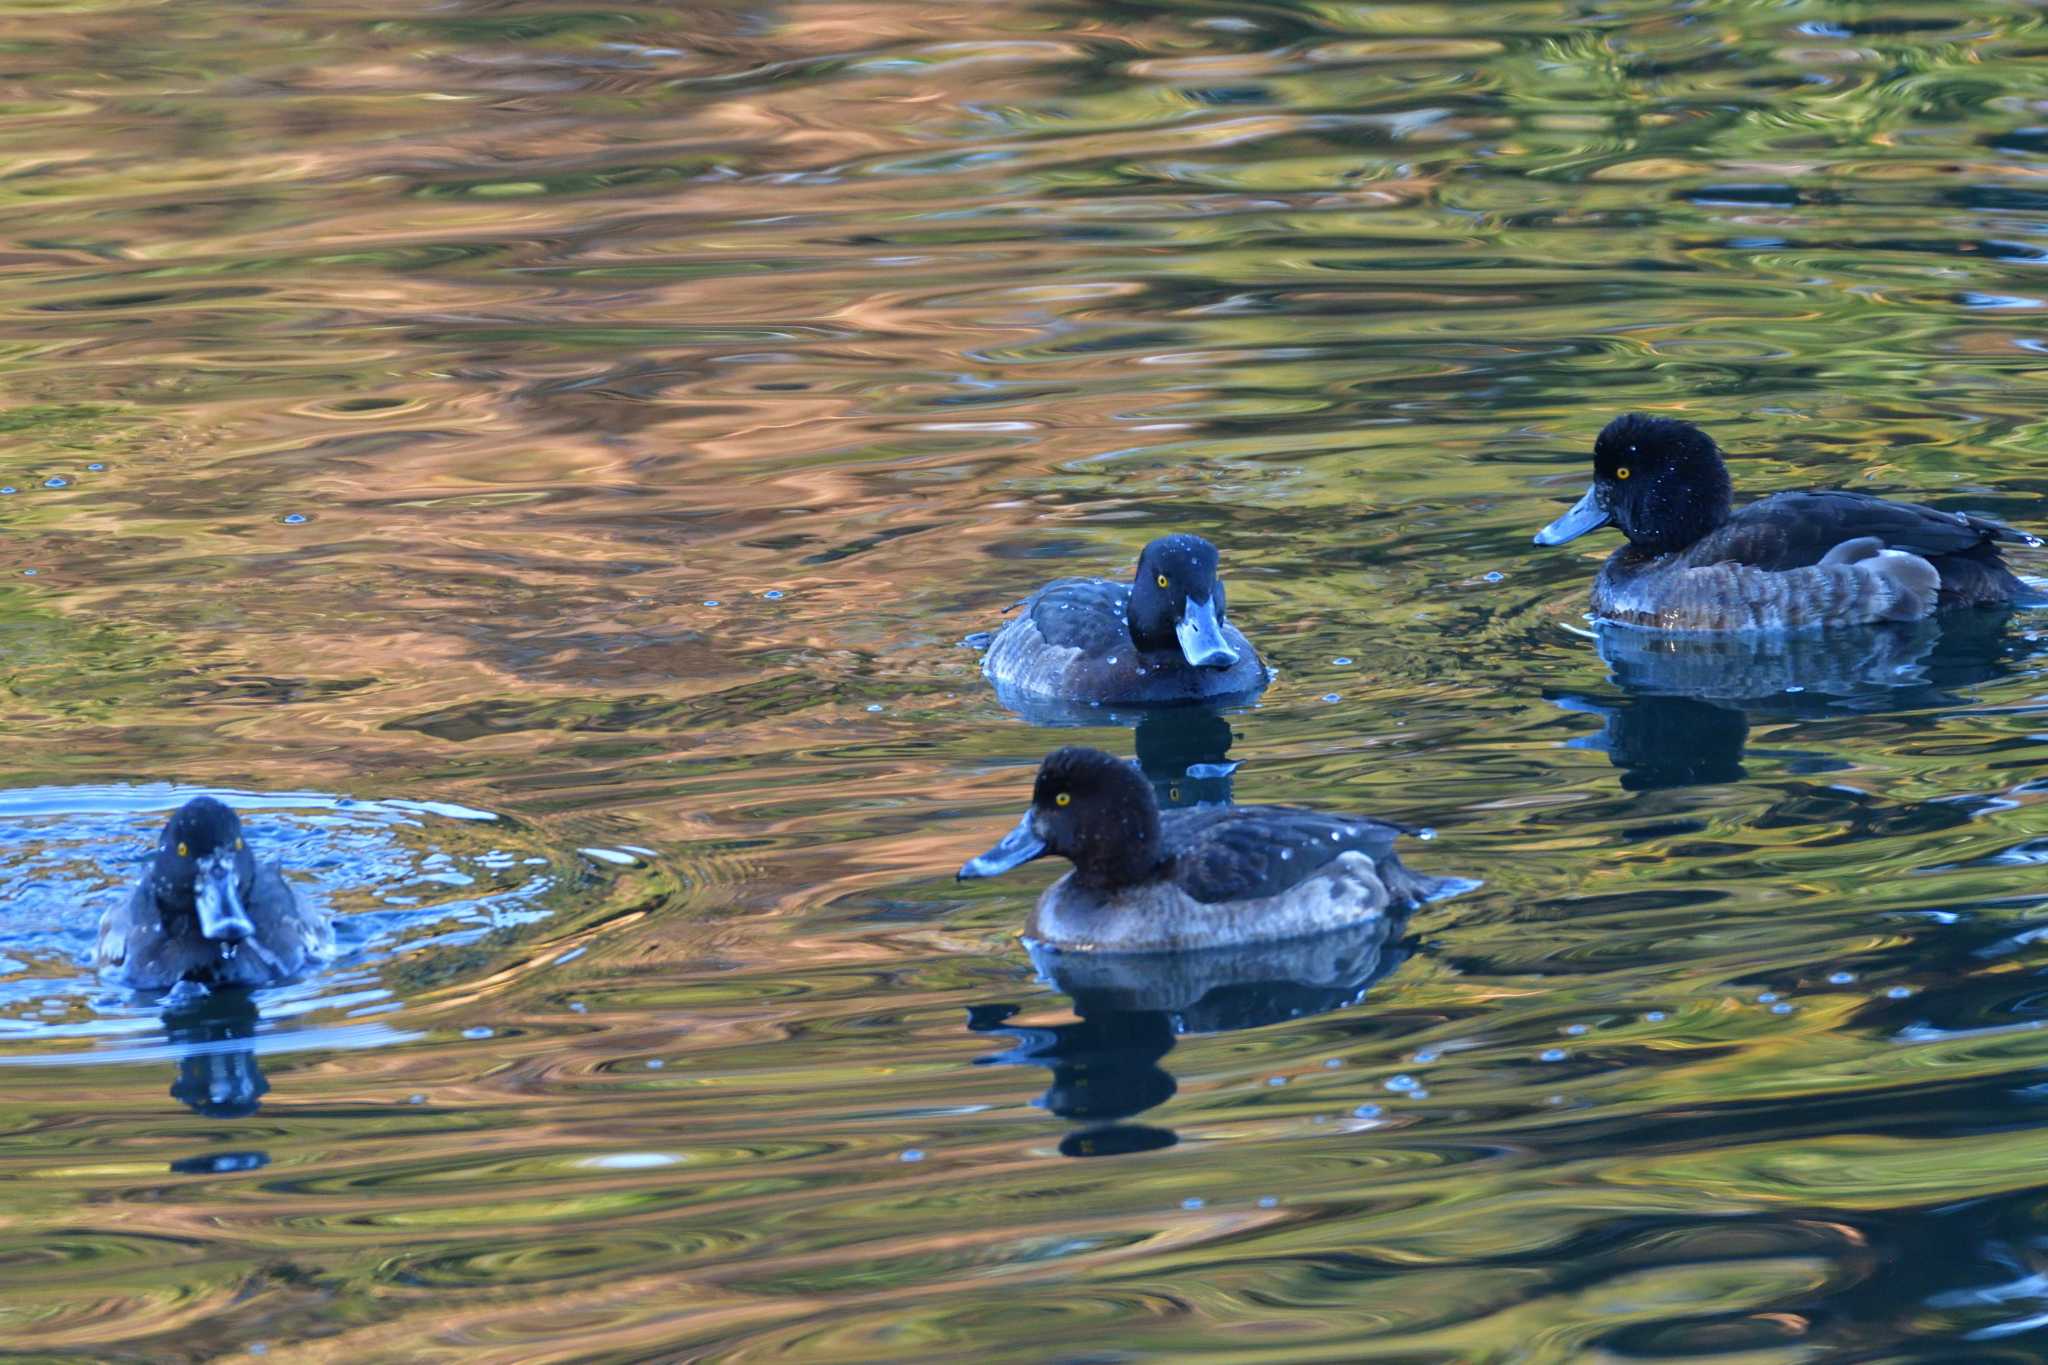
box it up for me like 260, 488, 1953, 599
980, 534, 1267, 708
958, 747, 1460, 952
96, 796, 333, 990
1533, 413, 2039, 631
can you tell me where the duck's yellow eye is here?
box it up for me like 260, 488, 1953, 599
235, 838, 244, 851
1055, 791, 1071, 807
1155, 573, 1169, 589
176, 842, 188, 858
1616, 466, 1631, 480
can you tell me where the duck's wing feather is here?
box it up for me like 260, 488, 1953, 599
1695, 491, 2033, 571
1166, 805, 1406, 905
1022, 577, 1134, 654
251, 864, 333, 967
95, 885, 145, 971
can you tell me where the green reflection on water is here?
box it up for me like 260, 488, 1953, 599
3, 0, 2048, 1357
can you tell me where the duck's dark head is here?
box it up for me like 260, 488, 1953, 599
1126, 534, 1240, 669
148, 797, 258, 946
958, 746, 1165, 892
1534, 414, 1733, 555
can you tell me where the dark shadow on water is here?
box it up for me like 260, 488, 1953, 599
169, 1150, 270, 1175
1553, 610, 2029, 790
985, 674, 1265, 736
968, 916, 1410, 1156
163, 988, 269, 1119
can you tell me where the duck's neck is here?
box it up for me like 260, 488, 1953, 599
1069, 808, 1168, 893
1126, 604, 1177, 654
1626, 464, 1732, 555
1124, 569, 1183, 654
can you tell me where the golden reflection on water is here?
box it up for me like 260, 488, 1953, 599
7, 0, 2048, 1356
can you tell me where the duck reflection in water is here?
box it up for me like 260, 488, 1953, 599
969, 916, 1410, 1157
162, 985, 269, 1119
980, 698, 1243, 812
1134, 708, 1237, 809
1555, 611, 2025, 791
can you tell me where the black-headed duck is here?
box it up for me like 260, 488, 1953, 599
957, 747, 1459, 952
96, 797, 333, 989
1534, 413, 2039, 631
981, 534, 1268, 708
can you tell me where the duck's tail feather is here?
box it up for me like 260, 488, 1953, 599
1971, 514, 2043, 548
1821, 538, 1940, 621
1873, 549, 1941, 621
1383, 858, 1480, 909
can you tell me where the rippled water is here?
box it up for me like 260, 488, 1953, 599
9, 0, 2048, 1356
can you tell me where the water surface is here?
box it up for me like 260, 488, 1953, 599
7, 0, 2048, 1357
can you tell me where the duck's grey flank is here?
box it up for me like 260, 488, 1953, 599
1027, 846, 1449, 953
1594, 528, 1941, 630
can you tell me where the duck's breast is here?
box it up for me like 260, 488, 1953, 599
1170, 623, 1268, 703
237, 865, 332, 984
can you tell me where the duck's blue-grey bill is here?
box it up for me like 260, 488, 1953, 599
1533, 485, 1610, 546
197, 867, 255, 943
1175, 595, 1240, 668
958, 812, 1047, 879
